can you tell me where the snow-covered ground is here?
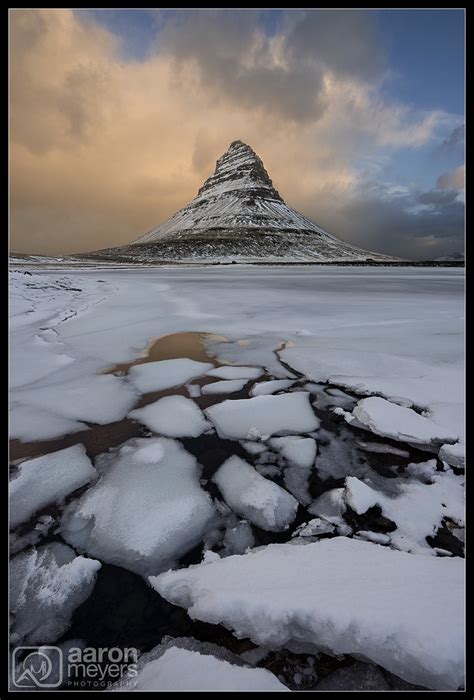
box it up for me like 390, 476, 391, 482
9, 265, 464, 691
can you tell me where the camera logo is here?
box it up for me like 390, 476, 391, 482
12, 647, 63, 688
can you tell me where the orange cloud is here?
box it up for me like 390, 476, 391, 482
9, 9, 460, 255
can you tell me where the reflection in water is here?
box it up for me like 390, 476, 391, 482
103, 331, 227, 375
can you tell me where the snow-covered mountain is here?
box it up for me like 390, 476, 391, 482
435, 252, 464, 262
80, 140, 397, 264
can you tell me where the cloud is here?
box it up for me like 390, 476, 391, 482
436, 164, 465, 190
437, 124, 464, 154
9, 9, 463, 260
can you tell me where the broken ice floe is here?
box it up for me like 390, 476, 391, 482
11, 374, 138, 427
250, 379, 295, 396
10, 444, 97, 529
110, 637, 288, 691
10, 542, 101, 645
60, 438, 217, 577
152, 536, 464, 690
201, 378, 248, 395
205, 392, 319, 440
213, 455, 298, 532
438, 441, 465, 469
348, 397, 458, 449
128, 358, 214, 393
129, 395, 211, 438
206, 365, 264, 380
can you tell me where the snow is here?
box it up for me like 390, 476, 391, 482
342, 473, 464, 554
10, 444, 97, 529
205, 392, 318, 440
201, 378, 248, 394
350, 397, 459, 448
121, 646, 288, 691
60, 438, 217, 577
344, 476, 379, 515
10, 542, 101, 645
11, 375, 138, 430
111, 637, 288, 691
10, 267, 463, 447
439, 442, 465, 468
185, 383, 201, 397
129, 395, 211, 438
270, 436, 317, 468
9, 404, 87, 442
213, 455, 298, 531
251, 379, 295, 396
152, 537, 464, 690
128, 358, 214, 394
206, 366, 264, 380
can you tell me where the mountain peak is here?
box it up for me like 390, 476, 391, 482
196, 140, 282, 201
120, 140, 396, 264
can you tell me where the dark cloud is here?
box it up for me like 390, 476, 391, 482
316, 183, 465, 260
418, 188, 459, 205
438, 124, 464, 153
156, 9, 384, 123
286, 10, 385, 81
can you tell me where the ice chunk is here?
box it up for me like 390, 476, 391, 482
292, 518, 335, 538
356, 440, 410, 458
269, 437, 316, 505
406, 459, 438, 483
60, 438, 217, 577
186, 383, 201, 398
271, 436, 317, 468
309, 488, 345, 520
213, 456, 298, 532
342, 474, 464, 554
128, 358, 213, 394
240, 440, 267, 456
10, 542, 101, 645
9, 404, 87, 441
129, 396, 211, 438
152, 537, 464, 690
439, 442, 465, 469
12, 374, 138, 426
223, 520, 255, 555
10, 444, 97, 529
344, 476, 379, 515
205, 393, 319, 440
351, 397, 458, 448
111, 642, 288, 691
206, 366, 263, 380
251, 379, 295, 396
201, 379, 248, 395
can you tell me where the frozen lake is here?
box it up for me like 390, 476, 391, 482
9, 265, 465, 690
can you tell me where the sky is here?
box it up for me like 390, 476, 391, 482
9, 8, 465, 259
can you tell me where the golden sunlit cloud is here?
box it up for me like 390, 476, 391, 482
9, 9, 463, 257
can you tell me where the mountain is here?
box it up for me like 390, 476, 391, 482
435, 252, 464, 262
79, 140, 397, 264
